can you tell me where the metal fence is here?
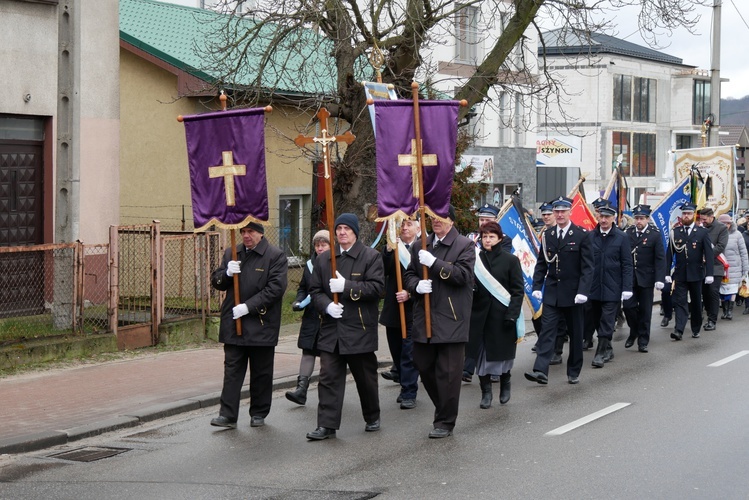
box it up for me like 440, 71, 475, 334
0, 222, 317, 346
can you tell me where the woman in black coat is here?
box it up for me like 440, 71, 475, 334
467, 221, 524, 408
285, 230, 330, 405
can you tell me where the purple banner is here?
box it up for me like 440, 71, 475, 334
183, 107, 268, 231
374, 100, 459, 219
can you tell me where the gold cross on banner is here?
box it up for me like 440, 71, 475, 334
209, 151, 246, 206
398, 139, 438, 197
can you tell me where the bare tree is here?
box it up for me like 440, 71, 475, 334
198, 0, 708, 235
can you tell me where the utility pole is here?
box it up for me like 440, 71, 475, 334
709, 0, 722, 146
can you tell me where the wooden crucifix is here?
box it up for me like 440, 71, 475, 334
294, 108, 355, 303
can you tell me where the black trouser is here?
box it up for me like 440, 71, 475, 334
385, 325, 419, 399
661, 280, 673, 319
533, 315, 567, 354
623, 285, 655, 347
219, 344, 275, 421
673, 280, 703, 335
533, 303, 584, 378
583, 301, 596, 344
413, 342, 464, 431
590, 300, 619, 340
317, 349, 380, 430
702, 278, 722, 323
384, 325, 403, 377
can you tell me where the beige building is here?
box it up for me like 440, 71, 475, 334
120, 0, 327, 258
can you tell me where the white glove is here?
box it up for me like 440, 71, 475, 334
574, 294, 588, 304
418, 250, 437, 268
532, 290, 543, 300
326, 302, 344, 319
416, 279, 433, 294
655, 281, 664, 290
665, 276, 672, 284
621, 291, 633, 301
705, 276, 714, 285
232, 303, 249, 319
226, 260, 241, 277
329, 270, 346, 293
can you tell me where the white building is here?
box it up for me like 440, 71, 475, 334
537, 28, 715, 205
422, 1, 539, 210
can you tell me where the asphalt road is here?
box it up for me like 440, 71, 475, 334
1, 315, 748, 499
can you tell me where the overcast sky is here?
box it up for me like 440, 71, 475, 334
615, 1, 749, 99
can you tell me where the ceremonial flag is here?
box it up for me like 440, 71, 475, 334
673, 146, 735, 215
570, 192, 597, 230
498, 198, 542, 319
650, 176, 691, 253
183, 107, 268, 231
363, 81, 398, 137
374, 100, 460, 220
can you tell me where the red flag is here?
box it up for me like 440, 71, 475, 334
570, 192, 597, 230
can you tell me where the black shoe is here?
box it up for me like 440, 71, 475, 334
638, 345, 649, 353
568, 375, 579, 385
692, 332, 700, 338
365, 419, 381, 432
661, 317, 671, 327
381, 371, 400, 383
592, 338, 609, 368
428, 428, 453, 439
306, 427, 336, 440
671, 330, 683, 341
400, 399, 416, 410
462, 371, 473, 383
396, 394, 403, 403
210, 416, 237, 428
549, 353, 563, 365
703, 320, 716, 331
499, 373, 511, 404
582, 339, 594, 350
285, 376, 310, 405
625, 334, 637, 349
524, 371, 548, 385
531, 343, 537, 352
479, 377, 493, 409
250, 416, 265, 427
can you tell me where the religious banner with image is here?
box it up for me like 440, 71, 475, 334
673, 146, 735, 215
182, 107, 268, 232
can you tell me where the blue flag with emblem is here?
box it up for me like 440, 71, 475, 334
651, 176, 691, 253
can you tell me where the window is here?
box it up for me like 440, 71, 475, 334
455, 5, 479, 62
613, 75, 655, 123
675, 134, 692, 150
693, 80, 711, 126
612, 132, 656, 177
279, 196, 302, 258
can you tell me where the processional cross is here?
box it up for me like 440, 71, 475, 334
294, 108, 355, 303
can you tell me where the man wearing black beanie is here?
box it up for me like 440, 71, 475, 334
306, 213, 385, 440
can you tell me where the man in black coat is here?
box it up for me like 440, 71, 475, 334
379, 218, 420, 409
623, 204, 666, 353
306, 214, 385, 440
209, 221, 288, 429
587, 201, 633, 368
526, 196, 594, 385
403, 205, 475, 438
666, 203, 715, 340
698, 207, 728, 331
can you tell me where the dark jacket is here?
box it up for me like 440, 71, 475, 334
532, 223, 594, 306
211, 238, 288, 346
467, 244, 524, 362
704, 221, 729, 277
625, 225, 666, 287
403, 226, 476, 344
666, 224, 715, 282
588, 226, 633, 301
379, 244, 415, 328
294, 256, 322, 351
310, 239, 384, 355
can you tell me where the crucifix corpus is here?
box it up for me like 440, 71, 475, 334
294, 108, 355, 303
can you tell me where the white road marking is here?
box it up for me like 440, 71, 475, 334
707, 350, 749, 367
545, 403, 631, 436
